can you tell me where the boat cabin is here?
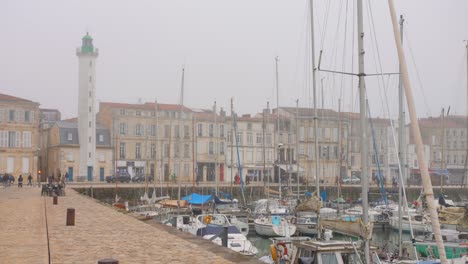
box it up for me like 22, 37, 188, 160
292, 240, 377, 264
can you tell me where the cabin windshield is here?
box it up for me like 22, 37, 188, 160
341, 253, 358, 264
321, 253, 339, 264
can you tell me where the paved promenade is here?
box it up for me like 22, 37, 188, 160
0, 186, 259, 264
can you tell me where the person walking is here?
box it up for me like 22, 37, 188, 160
18, 175, 23, 188
27, 174, 32, 186
2, 174, 8, 188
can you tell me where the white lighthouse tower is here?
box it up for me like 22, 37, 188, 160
77, 33, 98, 181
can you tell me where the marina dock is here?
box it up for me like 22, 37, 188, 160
0, 187, 260, 264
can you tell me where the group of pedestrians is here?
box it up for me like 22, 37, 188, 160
2, 174, 33, 188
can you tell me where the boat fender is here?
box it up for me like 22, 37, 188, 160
291, 217, 297, 224
270, 244, 278, 262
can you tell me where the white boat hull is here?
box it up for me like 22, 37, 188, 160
389, 217, 432, 233
254, 216, 296, 237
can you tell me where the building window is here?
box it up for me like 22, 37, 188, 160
150, 144, 156, 159
135, 124, 144, 136
8, 131, 17, 147
136, 143, 141, 159
89, 136, 91, 143
219, 125, 225, 137
164, 125, 171, 138
89, 152, 91, 158
24, 111, 31, 123
266, 133, 272, 145
256, 133, 263, 145
120, 109, 125, 116
220, 142, 224, 155
197, 124, 203, 137
209, 142, 214, 155
247, 123, 252, 130
175, 125, 180, 138
150, 125, 156, 137
0, 131, 7, 147
22, 131, 31, 148
136, 111, 141, 116
89, 61, 92, 67
119, 123, 127, 135
99, 134, 104, 142
247, 133, 253, 145
89, 121, 92, 128
89, 91, 92, 97
184, 125, 190, 139
67, 132, 73, 141
163, 143, 169, 157
184, 164, 190, 177
89, 76, 92, 82
236, 132, 243, 145
209, 124, 214, 137
89, 106, 92, 113
119, 143, 126, 159
173, 143, 180, 158
227, 132, 232, 143
184, 144, 190, 158
9, 110, 15, 122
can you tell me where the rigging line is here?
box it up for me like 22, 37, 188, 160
404, 26, 432, 117
366, 0, 394, 120
319, 0, 332, 51
339, 0, 350, 103
292, 0, 310, 106
328, 0, 346, 111
350, 0, 357, 114
365, 2, 420, 256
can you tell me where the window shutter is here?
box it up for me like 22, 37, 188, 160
16, 131, 21, 147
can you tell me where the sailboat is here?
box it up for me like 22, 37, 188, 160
254, 57, 297, 238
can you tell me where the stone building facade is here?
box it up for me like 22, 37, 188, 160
98, 102, 194, 182
0, 93, 40, 181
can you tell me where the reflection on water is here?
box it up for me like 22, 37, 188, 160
248, 228, 415, 258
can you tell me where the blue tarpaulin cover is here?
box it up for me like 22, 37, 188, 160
182, 193, 213, 205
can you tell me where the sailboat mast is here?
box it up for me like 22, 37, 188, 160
397, 15, 405, 258
177, 68, 185, 212
266, 102, 270, 200
230, 98, 234, 195
356, 0, 370, 262
214, 101, 218, 196
308, 0, 321, 239
275, 56, 282, 201
464, 41, 468, 188
296, 99, 300, 200
387, 1, 447, 263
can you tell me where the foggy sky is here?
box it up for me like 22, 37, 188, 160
1, 0, 467, 120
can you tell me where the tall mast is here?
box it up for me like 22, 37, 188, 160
214, 101, 218, 196
356, 0, 370, 262
177, 68, 185, 212
309, 0, 321, 239
296, 99, 300, 200
275, 56, 282, 201
388, 1, 447, 262
337, 98, 342, 205
230, 98, 234, 195
266, 102, 270, 200
397, 15, 405, 257
464, 41, 468, 188
440, 108, 445, 193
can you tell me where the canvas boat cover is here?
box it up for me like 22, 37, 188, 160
182, 193, 213, 205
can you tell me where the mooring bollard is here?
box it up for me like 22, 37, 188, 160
98, 258, 119, 264
66, 208, 75, 226
53, 195, 58, 205
222, 225, 228, 247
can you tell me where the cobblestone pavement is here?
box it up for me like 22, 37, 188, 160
1, 186, 259, 264
0, 186, 49, 264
